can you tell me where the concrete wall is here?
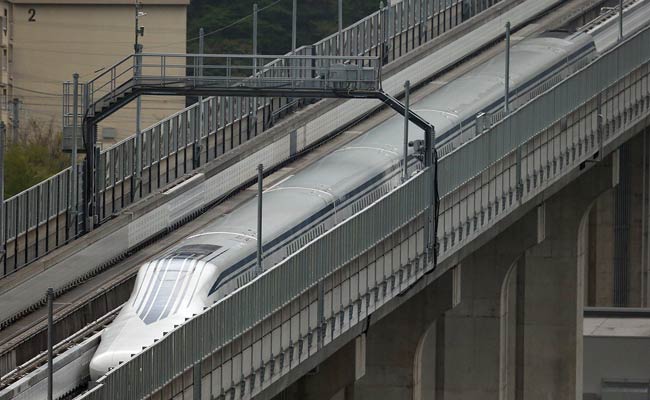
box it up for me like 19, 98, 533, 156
1, 0, 187, 145
583, 336, 650, 398
433, 150, 615, 400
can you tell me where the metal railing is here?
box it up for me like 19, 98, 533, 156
76, 21, 650, 400
438, 24, 650, 196
76, 54, 382, 122
437, 23, 650, 256
2, 167, 80, 276
2, 0, 483, 277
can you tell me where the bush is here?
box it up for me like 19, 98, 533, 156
4, 120, 70, 198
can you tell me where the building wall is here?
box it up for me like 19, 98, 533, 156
583, 336, 650, 399
0, 0, 187, 146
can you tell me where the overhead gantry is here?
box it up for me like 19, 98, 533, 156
62, 52, 439, 263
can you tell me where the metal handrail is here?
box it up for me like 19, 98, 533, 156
80, 53, 381, 118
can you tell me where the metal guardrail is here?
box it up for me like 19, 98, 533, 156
1, 0, 474, 277
436, 23, 650, 256
438, 23, 650, 196
77, 20, 650, 400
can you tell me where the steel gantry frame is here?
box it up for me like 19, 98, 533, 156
65, 52, 439, 263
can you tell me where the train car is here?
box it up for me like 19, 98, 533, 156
89, 31, 597, 380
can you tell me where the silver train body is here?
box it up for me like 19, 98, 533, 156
89, 32, 596, 379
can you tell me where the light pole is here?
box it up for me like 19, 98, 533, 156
134, 1, 145, 200
257, 164, 264, 275
252, 4, 259, 137
504, 21, 511, 115
403, 80, 410, 182
619, 0, 624, 41
292, 0, 297, 53
47, 287, 54, 400
338, 0, 343, 55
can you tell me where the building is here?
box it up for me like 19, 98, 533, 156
0, 0, 188, 146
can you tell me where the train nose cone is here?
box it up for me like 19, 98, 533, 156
89, 349, 132, 381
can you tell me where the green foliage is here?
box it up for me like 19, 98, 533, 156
4, 121, 69, 198
187, 0, 382, 55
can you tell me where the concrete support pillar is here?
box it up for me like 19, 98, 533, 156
435, 212, 539, 400
352, 267, 456, 400
586, 189, 615, 306
434, 154, 613, 400
512, 159, 614, 400
516, 217, 584, 399
626, 133, 647, 306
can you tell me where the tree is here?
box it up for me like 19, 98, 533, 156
187, 0, 382, 55
4, 120, 69, 198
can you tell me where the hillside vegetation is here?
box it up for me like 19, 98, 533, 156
187, 0, 382, 55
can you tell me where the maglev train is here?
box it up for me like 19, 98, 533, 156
89, 31, 596, 379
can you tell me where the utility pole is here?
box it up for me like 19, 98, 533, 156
338, 0, 343, 55
402, 80, 410, 182
292, 0, 297, 53
47, 288, 54, 400
134, 0, 145, 200
504, 21, 511, 115
257, 164, 264, 275
619, 0, 624, 41
11, 98, 19, 143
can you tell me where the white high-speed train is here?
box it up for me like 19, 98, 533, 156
89, 31, 598, 379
